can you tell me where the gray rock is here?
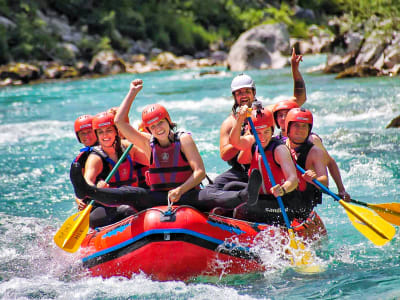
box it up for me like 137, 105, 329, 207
36, 10, 83, 44
227, 23, 290, 71
383, 32, 400, 69
324, 31, 364, 73
294, 6, 316, 22
386, 115, 400, 128
89, 51, 126, 74
0, 16, 16, 29
355, 30, 389, 66
211, 50, 228, 62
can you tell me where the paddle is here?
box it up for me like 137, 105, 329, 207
321, 190, 400, 226
54, 143, 133, 253
349, 199, 400, 226
296, 164, 396, 246
247, 117, 322, 273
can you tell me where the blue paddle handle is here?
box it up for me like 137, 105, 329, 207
295, 164, 341, 201
247, 117, 292, 228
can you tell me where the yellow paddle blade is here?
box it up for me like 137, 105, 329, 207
54, 204, 92, 253
369, 203, 400, 226
287, 229, 325, 274
340, 200, 396, 246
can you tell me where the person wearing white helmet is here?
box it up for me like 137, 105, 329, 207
198, 48, 307, 214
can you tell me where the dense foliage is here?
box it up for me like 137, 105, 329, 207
0, 0, 398, 64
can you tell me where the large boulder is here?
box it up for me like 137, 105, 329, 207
324, 31, 364, 73
227, 23, 290, 71
355, 30, 391, 67
43, 62, 79, 79
89, 51, 126, 75
324, 16, 400, 77
335, 65, 380, 78
0, 63, 41, 83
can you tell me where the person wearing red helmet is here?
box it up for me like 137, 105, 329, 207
227, 106, 302, 225
73, 111, 147, 228
70, 79, 262, 212
71, 114, 98, 211
74, 114, 97, 147
275, 102, 351, 202
285, 108, 329, 212
198, 48, 307, 208
272, 100, 300, 140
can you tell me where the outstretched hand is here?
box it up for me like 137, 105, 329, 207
130, 79, 143, 94
291, 48, 303, 70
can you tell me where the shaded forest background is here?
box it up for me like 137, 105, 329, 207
1, 0, 399, 64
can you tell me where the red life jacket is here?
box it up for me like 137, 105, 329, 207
248, 138, 286, 195
91, 146, 138, 188
146, 132, 194, 191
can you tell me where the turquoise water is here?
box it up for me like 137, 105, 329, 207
0, 55, 399, 299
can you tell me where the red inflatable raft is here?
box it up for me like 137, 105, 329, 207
81, 205, 326, 281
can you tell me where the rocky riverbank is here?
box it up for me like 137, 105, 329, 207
0, 50, 227, 87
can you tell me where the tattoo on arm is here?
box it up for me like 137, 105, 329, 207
294, 80, 305, 89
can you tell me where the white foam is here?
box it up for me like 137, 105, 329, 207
135, 97, 232, 114
0, 120, 73, 145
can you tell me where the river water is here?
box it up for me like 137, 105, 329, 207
0, 55, 399, 299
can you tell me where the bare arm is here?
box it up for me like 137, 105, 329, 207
84, 154, 105, 186
291, 48, 306, 107
168, 133, 206, 202
219, 115, 240, 161
115, 79, 152, 159
306, 146, 329, 187
271, 145, 298, 197
229, 105, 254, 151
310, 134, 349, 199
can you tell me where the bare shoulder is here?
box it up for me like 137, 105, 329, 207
179, 132, 195, 145
275, 143, 291, 156
220, 115, 235, 134
309, 133, 326, 151
310, 145, 326, 161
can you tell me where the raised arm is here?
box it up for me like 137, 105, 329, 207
115, 79, 151, 160
291, 48, 306, 107
229, 105, 254, 151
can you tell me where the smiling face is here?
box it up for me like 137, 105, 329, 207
149, 119, 170, 143
276, 109, 290, 133
233, 88, 255, 107
96, 125, 117, 148
255, 126, 273, 148
77, 128, 97, 147
287, 122, 310, 144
